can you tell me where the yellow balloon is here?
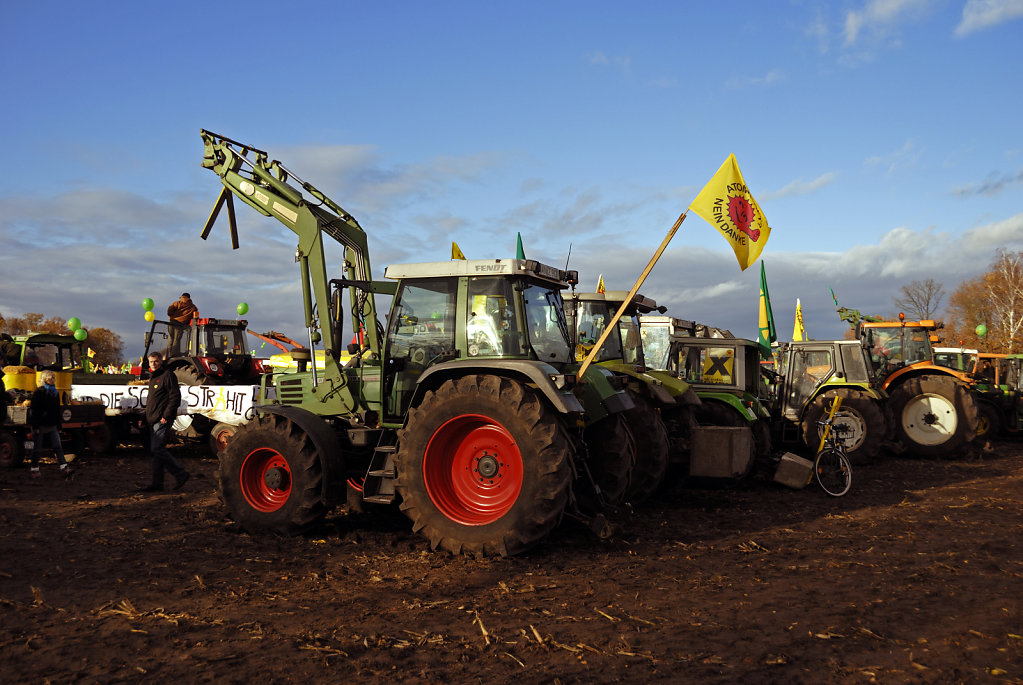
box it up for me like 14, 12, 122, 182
144, 310, 155, 322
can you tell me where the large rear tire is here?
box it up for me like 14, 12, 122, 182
218, 413, 327, 535
174, 365, 210, 386
802, 389, 886, 465
583, 413, 636, 506
622, 392, 669, 504
887, 374, 978, 458
394, 375, 572, 557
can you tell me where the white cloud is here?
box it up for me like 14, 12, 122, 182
762, 172, 839, 201
585, 51, 631, 74
843, 0, 932, 47
865, 139, 920, 174
956, 0, 1023, 36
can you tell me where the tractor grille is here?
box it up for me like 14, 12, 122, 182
276, 376, 308, 404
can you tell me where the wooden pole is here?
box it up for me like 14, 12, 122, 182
577, 210, 688, 380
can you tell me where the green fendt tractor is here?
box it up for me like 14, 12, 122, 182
199, 130, 635, 557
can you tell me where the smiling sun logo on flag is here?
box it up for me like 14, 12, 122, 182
726, 190, 760, 242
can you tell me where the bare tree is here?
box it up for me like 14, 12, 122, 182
944, 250, 1023, 352
893, 278, 945, 320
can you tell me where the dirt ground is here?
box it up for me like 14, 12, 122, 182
1, 434, 1021, 685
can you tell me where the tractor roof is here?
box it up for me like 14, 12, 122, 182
384, 258, 571, 287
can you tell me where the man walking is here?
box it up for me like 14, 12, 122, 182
140, 352, 189, 492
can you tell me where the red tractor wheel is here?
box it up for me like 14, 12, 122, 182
218, 413, 326, 534
395, 375, 572, 557
423, 415, 524, 525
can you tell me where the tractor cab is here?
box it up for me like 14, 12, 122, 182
144, 317, 266, 384
379, 258, 578, 422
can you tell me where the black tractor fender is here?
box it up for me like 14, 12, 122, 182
254, 404, 347, 508
411, 359, 585, 416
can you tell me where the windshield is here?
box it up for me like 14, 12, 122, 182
522, 281, 572, 363
574, 300, 623, 362
201, 326, 248, 356
23, 342, 81, 370
640, 325, 671, 371
618, 316, 645, 366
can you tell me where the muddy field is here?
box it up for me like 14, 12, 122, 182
1, 435, 1021, 684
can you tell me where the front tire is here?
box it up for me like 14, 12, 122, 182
888, 375, 978, 458
623, 392, 669, 503
209, 422, 237, 456
218, 413, 327, 535
0, 430, 22, 468
583, 413, 636, 506
976, 401, 1002, 438
394, 375, 572, 557
814, 448, 852, 497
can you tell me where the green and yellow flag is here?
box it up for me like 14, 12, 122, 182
451, 242, 466, 260
516, 232, 526, 260
690, 154, 771, 271
757, 262, 776, 358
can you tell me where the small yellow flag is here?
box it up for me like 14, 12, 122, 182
597, 274, 605, 294
690, 154, 771, 271
451, 242, 466, 260
792, 298, 806, 341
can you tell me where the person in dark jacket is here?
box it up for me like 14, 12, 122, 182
28, 370, 72, 478
140, 352, 189, 492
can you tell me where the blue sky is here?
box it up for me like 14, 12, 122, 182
2, 0, 1022, 358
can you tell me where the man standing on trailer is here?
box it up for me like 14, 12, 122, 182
166, 293, 198, 354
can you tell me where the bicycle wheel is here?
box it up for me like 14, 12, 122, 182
814, 448, 852, 497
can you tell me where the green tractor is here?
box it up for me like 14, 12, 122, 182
0, 332, 112, 465
565, 291, 700, 501
639, 315, 772, 472
770, 339, 890, 464
199, 130, 636, 557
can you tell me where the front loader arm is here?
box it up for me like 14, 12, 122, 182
198, 129, 382, 364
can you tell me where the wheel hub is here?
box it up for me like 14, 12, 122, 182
923, 412, 938, 425
475, 452, 500, 479
264, 466, 290, 490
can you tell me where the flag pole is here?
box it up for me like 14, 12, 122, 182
577, 210, 688, 380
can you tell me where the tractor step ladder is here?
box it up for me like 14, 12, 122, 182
362, 432, 397, 504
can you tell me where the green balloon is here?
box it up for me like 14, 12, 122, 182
142, 297, 154, 311
67, 317, 81, 331
237, 302, 249, 316
975, 324, 988, 337
74, 328, 88, 341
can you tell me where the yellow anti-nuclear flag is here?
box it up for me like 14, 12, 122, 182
690, 154, 771, 271
792, 298, 807, 341
451, 242, 466, 260
597, 274, 605, 293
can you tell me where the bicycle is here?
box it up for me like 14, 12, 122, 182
812, 397, 853, 497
